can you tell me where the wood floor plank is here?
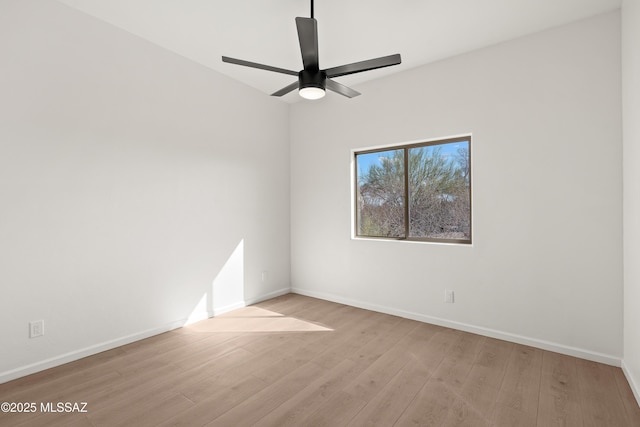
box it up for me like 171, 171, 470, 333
79, 364, 186, 414
347, 317, 417, 365
345, 364, 431, 426
456, 337, 514, 420
407, 327, 465, 373
255, 293, 317, 316
6, 371, 122, 427
233, 333, 294, 356
406, 320, 445, 339
492, 344, 543, 426
342, 343, 414, 403
88, 391, 194, 426
309, 310, 384, 369
536, 351, 584, 427
0, 345, 127, 397
254, 359, 367, 427
13, 413, 94, 427
614, 367, 640, 424
394, 378, 458, 426
576, 358, 635, 427
296, 390, 367, 427
1, 294, 639, 427
431, 331, 485, 391
345, 328, 466, 426
290, 298, 352, 324
204, 361, 326, 427
251, 337, 326, 385
441, 397, 492, 427
3, 365, 122, 406
179, 348, 273, 403
157, 374, 268, 426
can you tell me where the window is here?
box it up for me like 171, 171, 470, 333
355, 136, 471, 244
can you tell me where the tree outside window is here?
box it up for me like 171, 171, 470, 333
355, 136, 471, 244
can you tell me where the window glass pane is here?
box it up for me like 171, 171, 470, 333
356, 149, 405, 237
408, 141, 470, 240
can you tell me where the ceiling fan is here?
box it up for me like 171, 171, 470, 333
222, 0, 401, 100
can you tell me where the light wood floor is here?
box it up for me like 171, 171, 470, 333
1, 294, 639, 426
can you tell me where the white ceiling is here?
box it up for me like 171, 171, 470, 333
56, 0, 620, 102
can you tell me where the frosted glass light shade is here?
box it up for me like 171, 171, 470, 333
299, 87, 325, 100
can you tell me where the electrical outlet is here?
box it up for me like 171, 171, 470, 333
261, 271, 268, 283
29, 320, 44, 338
444, 290, 455, 303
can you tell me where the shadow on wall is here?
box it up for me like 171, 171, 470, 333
186, 239, 246, 325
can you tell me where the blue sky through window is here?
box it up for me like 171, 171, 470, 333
356, 140, 468, 179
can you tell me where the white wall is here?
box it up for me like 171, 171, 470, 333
622, 0, 640, 403
0, 0, 629, 388
0, 0, 290, 382
290, 12, 622, 363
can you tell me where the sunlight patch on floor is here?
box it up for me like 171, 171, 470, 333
185, 306, 333, 333
217, 306, 284, 318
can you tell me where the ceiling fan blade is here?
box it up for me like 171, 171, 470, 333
296, 17, 319, 70
222, 56, 298, 76
324, 53, 401, 78
271, 81, 300, 97
325, 78, 361, 98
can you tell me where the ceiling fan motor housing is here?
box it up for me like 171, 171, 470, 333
299, 69, 326, 91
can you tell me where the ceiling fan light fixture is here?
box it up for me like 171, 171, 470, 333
298, 69, 326, 100
299, 86, 325, 100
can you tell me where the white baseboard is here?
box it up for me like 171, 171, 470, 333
6, 285, 619, 385
205, 287, 292, 318
622, 360, 640, 407
291, 287, 622, 367
0, 287, 292, 385
211, 301, 246, 317
244, 287, 291, 306
0, 319, 185, 385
